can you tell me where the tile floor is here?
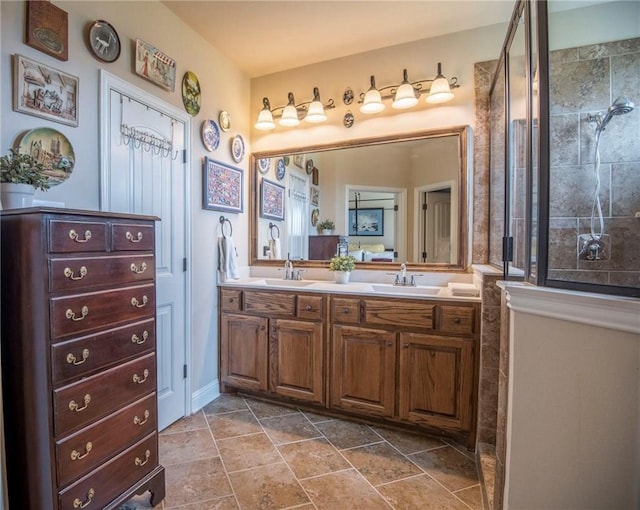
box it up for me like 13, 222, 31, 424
148, 394, 483, 510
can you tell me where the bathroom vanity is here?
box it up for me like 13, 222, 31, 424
219, 281, 480, 447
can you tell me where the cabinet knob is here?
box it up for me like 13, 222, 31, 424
259, 325, 266, 331
402, 343, 409, 349
453, 317, 461, 324
70, 441, 93, 461
229, 298, 234, 303
386, 341, 393, 347
305, 305, 313, 311
343, 308, 350, 314
73, 488, 95, 509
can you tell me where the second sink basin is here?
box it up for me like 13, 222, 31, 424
263, 279, 315, 287
371, 284, 441, 296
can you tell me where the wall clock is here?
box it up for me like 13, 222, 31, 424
88, 20, 121, 63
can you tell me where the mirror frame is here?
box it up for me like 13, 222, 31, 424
250, 125, 471, 272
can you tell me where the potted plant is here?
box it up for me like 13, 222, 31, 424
329, 254, 356, 284
1, 148, 50, 209
317, 219, 335, 235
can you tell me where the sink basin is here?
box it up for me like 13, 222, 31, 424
263, 279, 315, 287
371, 284, 441, 296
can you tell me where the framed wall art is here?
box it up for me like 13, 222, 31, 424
310, 186, 320, 206
348, 207, 384, 236
13, 54, 79, 127
135, 38, 176, 91
260, 178, 285, 221
87, 20, 121, 63
25, 0, 68, 61
203, 157, 243, 213
293, 154, 304, 169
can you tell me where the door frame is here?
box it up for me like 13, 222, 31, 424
99, 70, 193, 418
413, 180, 456, 263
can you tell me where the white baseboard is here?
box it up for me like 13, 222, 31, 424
191, 380, 220, 412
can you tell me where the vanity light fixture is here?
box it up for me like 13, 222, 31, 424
254, 87, 336, 130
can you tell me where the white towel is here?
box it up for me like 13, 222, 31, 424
448, 282, 480, 297
218, 236, 239, 279
269, 238, 281, 260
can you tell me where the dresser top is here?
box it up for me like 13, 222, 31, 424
0, 206, 160, 221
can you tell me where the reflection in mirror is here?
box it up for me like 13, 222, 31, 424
250, 126, 470, 270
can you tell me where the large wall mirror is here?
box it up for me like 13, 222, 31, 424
250, 126, 471, 270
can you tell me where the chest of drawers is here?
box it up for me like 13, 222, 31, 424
0, 208, 165, 510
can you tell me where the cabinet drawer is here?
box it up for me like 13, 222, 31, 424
437, 306, 476, 336
50, 255, 155, 292
58, 433, 158, 510
51, 319, 155, 384
220, 289, 242, 312
363, 299, 434, 329
112, 223, 155, 252
56, 393, 157, 487
53, 353, 156, 437
332, 298, 360, 324
244, 291, 295, 315
50, 284, 155, 340
49, 220, 108, 253
297, 295, 323, 320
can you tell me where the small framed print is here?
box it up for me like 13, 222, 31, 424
26, 0, 68, 61
260, 178, 285, 221
312, 167, 319, 186
135, 38, 176, 92
310, 187, 320, 206
203, 158, 243, 213
293, 154, 304, 169
349, 207, 384, 236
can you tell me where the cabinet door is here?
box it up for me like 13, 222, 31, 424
269, 319, 324, 404
331, 325, 396, 417
220, 313, 268, 392
398, 332, 475, 433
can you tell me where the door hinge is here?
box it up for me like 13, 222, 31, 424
182, 150, 187, 164
393, 204, 398, 211
183, 364, 187, 379
422, 203, 428, 211
183, 258, 187, 272
393, 251, 398, 258
422, 251, 427, 260
502, 236, 514, 262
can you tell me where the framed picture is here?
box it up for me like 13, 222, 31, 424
135, 38, 176, 91
260, 178, 285, 221
13, 54, 79, 127
293, 154, 304, 169
349, 208, 384, 236
312, 167, 319, 186
25, 0, 68, 61
310, 186, 320, 206
203, 158, 243, 213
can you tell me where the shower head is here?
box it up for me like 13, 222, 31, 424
598, 96, 635, 131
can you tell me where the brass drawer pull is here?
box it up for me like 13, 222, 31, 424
66, 349, 90, 366
70, 442, 93, 461
126, 231, 143, 243
130, 261, 147, 274
135, 449, 151, 467
134, 409, 150, 426
69, 394, 91, 412
403, 343, 409, 349
305, 305, 313, 311
131, 295, 148, 308
386, 341, 393, 347
131, 330, 149, 345
73, 488, 95, 509
69, 229, 92, 243
343, 308, 350, 314
64, 266, 88, 281
66, 306, 89, 322
453, 317, 461, 324
133, 369, 149, 384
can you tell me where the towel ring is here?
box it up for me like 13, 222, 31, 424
268, 222, 280, 240
219, 216, 233, 238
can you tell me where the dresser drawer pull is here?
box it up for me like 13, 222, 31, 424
126, 231, 143, 243
66, 306, 89, 322
343, 308, 351, 314
305, 305, 313, 311
131, 331, 149, 345
64, 266, 88, 281
69, 229, 92, 243
133, 369, 150, 384
453, 317, 461, 324
66, 349, 90, 366
134, 410, 150, 426
131, 295, 148, 308
68, 394, 91, 412
135, 449, 151, 467
73, 488, 95, 509
130, 262, 147, 274
70, 442, 93, 461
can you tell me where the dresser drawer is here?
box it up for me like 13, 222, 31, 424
50, 255, 155, 292
244, 291, 295, 315
363, 299, 435, 329
51, 319, 155, 384
297, 295, 324, 320
50, 284, 155, 340
332, 298, 360, 324
54, 354, 156, 437
112, 223, 155, 252
437, 305, 476, 336
58, 433, 158, 510
220, 289, 242, 312
56, 393, 157, 487
49, 220, 108, 253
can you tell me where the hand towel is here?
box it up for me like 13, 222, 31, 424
218, 236, 239, 279
448, 282, 480, 297
269, 238, 281, 260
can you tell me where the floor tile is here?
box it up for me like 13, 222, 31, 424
163, 457, 232, 508
159, 428, 218, 466
409, 445, 479, 492
340, 442, 423, 486
301, 469, 392, 510
202, 394, 248, 415
377, 474, 470, 510
245, 398, 299, 419
301, 410, 334, 423
228, 462, 310, 510
160, 411, 208, 435
314, 419, 383, 450
278, 437, 350, 479
370, 425, 447, 454
217, 432, 281, 472
207, 409, 263, 439
260, 413, 321, 445
454, 484, 484, 510
165, 495, 239, 509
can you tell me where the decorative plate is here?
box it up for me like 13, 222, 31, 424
306, 158, 314, 174
343, 87, 354, 105
276, 158, 286, 180
15, 127, 75, 186
311, 208, 320, 226
283, 155, 290, 166
219, 110, 231, 132
201, 120, 220, 152
343, 111, 355, 128
257, 158, 270, 174
88, 20, 121, 63
182, 71, 201, 116
231, 134, 245, 163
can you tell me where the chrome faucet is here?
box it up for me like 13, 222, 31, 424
282, 258, 294, 280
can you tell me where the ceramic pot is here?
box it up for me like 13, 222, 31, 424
0, 183, 34, 209
334, 271, 351, 284
322, 229, 333, 235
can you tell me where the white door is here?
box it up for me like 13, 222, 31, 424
100, 72, 189, 430
423, 189, 452, 263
